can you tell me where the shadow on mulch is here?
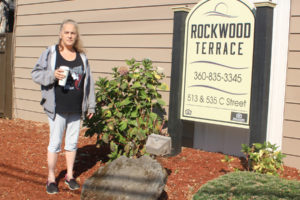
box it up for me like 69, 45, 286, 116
239, 157, 249, 170
56, 144, 110, 184
158, 190, 168, 200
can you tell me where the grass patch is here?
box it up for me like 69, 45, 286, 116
193, 171, 300, 200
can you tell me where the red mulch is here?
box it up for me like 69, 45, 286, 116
0, 118, 299, 200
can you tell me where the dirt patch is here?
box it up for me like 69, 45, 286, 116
0, 118, 299, 200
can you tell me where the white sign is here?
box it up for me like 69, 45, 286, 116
180, 0, 256, 129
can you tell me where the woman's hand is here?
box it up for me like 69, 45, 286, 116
54, 68, 66, 80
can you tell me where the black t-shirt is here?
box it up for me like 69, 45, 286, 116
55, 45, 84, 113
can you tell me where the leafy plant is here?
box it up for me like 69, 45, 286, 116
241, 142, 285, 176
84, 58, 169, 161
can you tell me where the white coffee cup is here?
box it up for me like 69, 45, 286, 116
58, 66, 70, 86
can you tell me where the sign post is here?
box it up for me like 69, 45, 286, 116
168, 7, 190, 156
249, 2, 276, 144
180, 0, 255, 129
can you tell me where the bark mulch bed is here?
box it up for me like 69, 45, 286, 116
0, 118, 299, 200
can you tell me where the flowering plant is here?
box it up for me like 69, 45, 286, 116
84, 58, 168, 161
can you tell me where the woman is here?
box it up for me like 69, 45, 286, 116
31, 19, 95, 194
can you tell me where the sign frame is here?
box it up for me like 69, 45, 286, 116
180, 0, 256, 129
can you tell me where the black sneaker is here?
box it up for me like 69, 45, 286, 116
65, 178, 80, 190
46, 182, 58, 194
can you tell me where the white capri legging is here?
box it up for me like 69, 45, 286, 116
48, 113, 81, 153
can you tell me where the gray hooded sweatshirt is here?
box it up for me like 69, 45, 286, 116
31, 45, 96, 119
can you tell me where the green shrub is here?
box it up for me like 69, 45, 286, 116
241, 142, 285, 176
193, 171, 300, 200
84, 58, 168, 161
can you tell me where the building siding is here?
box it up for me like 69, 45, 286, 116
15, 0, 300, 170
282, 0, 300, 168
14, 0, 197, 122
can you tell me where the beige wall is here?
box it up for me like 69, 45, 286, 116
14, 0, 300, 169
282, 0, 300, 168
13, 0, 197, 122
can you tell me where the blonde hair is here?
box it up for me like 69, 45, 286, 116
58, 19, 85, 53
